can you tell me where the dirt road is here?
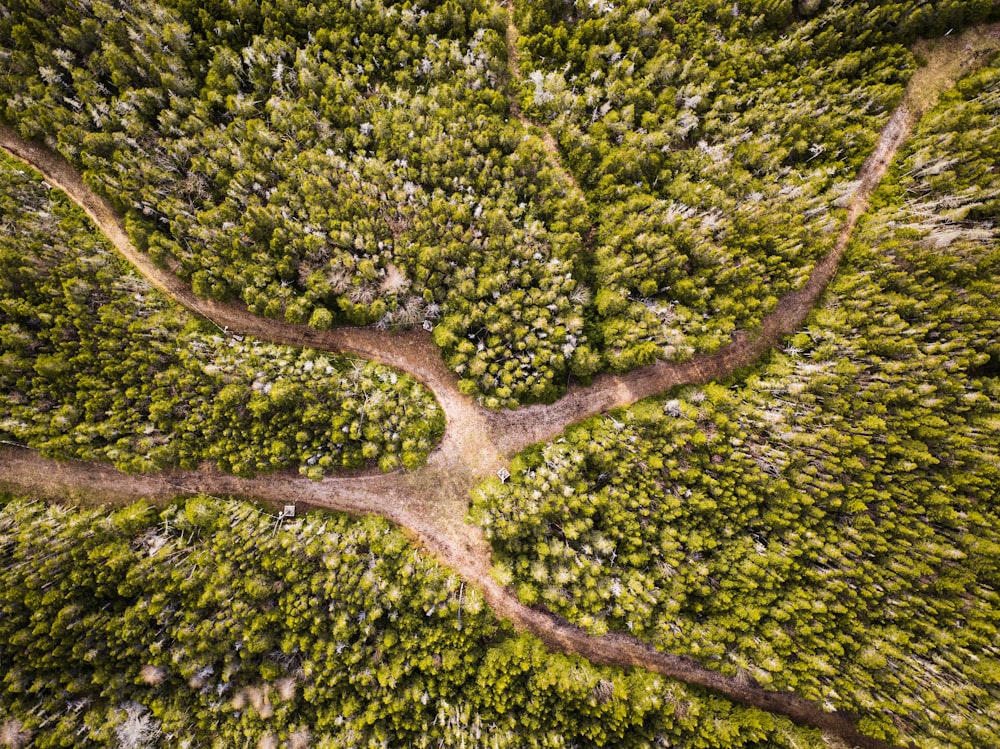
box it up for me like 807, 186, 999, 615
3, 21, 998, 748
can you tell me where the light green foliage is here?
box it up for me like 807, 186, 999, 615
0, 153, 443, 476
475, 57, 1000, 749
0, 0, 588, 407
512, 0, 933, 365
0, 495, 825, 748
3, 0, 996, 404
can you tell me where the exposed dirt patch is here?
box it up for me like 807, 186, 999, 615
3, 22, 999, 748
907, 23, 1000, 115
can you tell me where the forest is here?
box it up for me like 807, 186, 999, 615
2, 0, 998, 405
0, 152, 443, 477
0, 493, 828, 748
474, 51, 1000, 749
1, 1, 1000, 748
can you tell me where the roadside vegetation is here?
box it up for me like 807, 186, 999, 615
474, 52, 1000, 749
3, 0, 997, 405
0, 493, 828, 749
0, 153, 443, 477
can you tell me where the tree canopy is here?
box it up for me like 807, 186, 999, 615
0, 494, 826, 748
3, 0, 996, 405
0, 152, 443, 477
474, 51, 1000, 749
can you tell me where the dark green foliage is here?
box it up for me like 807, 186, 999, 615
0, 496, 825, 748
0, 0, 588, 408
474, 57, 1000, 748
0, 153, 443, 476
509, 0, 943, 366
3, 0, 996, 405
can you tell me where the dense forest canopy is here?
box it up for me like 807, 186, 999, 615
0, 494, 827, 748
3, 0, 998, 405
0, 152, 443, 476
2, 2, 1000, 748
474, 51, 1000, 749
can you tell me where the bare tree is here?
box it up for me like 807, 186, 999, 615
115, 703, 161, 749
0, 719, 32, 749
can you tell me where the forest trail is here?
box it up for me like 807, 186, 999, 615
0, 125, 506, 550
502, 2, 590, 208
0, 444, 901, 749
3, 21, 999, 749
490, 20, 1000, 455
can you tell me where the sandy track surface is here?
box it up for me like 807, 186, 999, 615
3, 22, 999, 748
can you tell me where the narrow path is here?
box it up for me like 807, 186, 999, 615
0, 125, 505, 545
0, 96, 913, 740
487, 102, 914, 455
502, 1, 590, 208
0, 445, 901, 749
3, 22, 999, 748
488, 21, 1000, 455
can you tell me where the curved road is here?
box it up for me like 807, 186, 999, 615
3, 22, 999, 749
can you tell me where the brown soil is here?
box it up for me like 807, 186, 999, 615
906, 24, 1000, 114
3, 22, 998, 748
0, 445, 899, 749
